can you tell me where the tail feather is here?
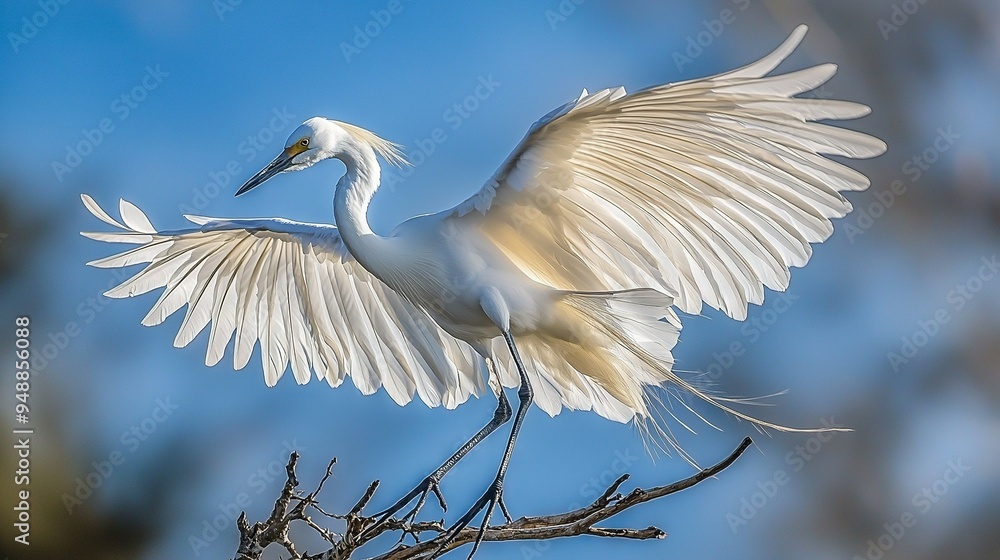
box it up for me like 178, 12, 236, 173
501, 288, 846, 463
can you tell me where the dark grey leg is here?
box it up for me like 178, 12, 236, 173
363, 364, 512, 538
434, 331, 533, 559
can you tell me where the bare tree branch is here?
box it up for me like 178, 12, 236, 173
232, 437, 753, 559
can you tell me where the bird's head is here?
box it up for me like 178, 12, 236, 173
235, 117, 407, 196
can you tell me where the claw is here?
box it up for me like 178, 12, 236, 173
363, 375, 516, 551
406, 476, 447, 521
361, 388, 513, 543
430, 480, 448, 511
497, 495, 513, 524
362, 474, 450, 542
431, 477, 507, 560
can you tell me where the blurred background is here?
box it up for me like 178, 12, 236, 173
2, 1, 999, 559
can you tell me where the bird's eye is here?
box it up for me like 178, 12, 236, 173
299, 138, 310, 147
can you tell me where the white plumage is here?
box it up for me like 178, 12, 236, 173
82, 198, 490, 409
82, 25, 884, 450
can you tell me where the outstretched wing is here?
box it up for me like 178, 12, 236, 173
81, 194, 487, 408
451, 25, 885, 320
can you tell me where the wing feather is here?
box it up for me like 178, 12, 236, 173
119, 199, 156, 233
81, 195, 484, 407
450, 24, 885, 320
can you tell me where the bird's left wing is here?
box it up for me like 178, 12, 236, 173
450, 25, 885, 321
81, 194, 487, 408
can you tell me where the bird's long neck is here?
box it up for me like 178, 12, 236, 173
333, 140, 395, 275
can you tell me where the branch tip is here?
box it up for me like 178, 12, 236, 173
233, 437, 752, 560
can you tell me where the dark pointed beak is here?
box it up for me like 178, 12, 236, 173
235, 150, 295, 197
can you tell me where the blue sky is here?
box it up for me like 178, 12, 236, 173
3, 2, 999, 559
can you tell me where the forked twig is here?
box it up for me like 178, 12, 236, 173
232, 437, 753, 560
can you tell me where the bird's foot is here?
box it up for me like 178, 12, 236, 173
362, 474, 448, 541
432, 475, 512, 560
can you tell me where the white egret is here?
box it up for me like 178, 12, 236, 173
83, 25, 884, 555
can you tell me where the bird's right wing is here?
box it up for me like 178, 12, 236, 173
450, 25, 885, 320
81, 195, 487, 408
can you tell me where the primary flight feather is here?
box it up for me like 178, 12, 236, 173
83, 26, 884, 461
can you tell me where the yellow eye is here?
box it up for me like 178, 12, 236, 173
299, 138, 310, 147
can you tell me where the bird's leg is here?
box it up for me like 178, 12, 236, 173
434, 331, 532, 559
362, 367, 512, 539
